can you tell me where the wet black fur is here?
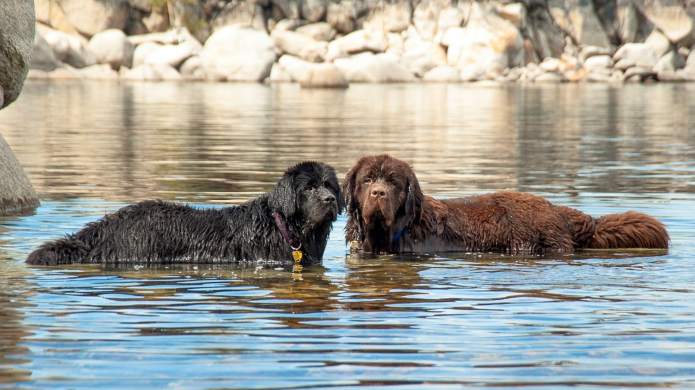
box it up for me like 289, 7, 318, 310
26, 162, 344, 266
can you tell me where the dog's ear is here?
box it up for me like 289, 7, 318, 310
341, 162, 361, 215
404, 167, 423, 224
268, 172, 297, 217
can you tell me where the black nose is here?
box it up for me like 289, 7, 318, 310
370, 189, 386, 198
323, 194, 336, 203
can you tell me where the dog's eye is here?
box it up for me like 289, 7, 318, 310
363, 178, 373, 184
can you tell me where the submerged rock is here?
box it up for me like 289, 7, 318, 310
0, 135, 39, 215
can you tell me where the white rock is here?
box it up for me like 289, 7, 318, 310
654, 50, 686, 73
333, 52, 415, 83
36, 25, 96, 68
88, 29, 134, 69
401, 33, 447, 77
579, 45, 611, 62
539, 57, 562, 73
272, 29, 328, 62
132, 42, 163, 67
121, 63, 181, 81
363, 0, 412, 33
144, 42, 201, 68
326, 29, 388, 61
200, 26, 276, 82
299, 63, 348, 88
614, 58, 636, 71
645, 30, 672, 58
613, 43, 659, 69
268, 62, 293, 82
423, 65, 460, 82
179, 56, 204, 80
58, 0, 129, 37
295, 22, 336, 42
534, 72, 565, 82
584, 55, 613, 71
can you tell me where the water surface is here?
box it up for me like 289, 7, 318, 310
0, 81, 694, 389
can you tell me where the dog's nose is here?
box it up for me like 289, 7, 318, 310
323, 194, 336, 203
370, 185, 387, 198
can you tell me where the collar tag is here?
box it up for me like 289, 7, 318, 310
292, 250, 303, 263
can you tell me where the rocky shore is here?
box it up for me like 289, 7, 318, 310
29, 0, 695, 85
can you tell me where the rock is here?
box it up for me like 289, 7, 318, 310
88, 29, 134, 70
363, 0, 412, 33
271, 18, 303, 33
586, 69, 613, 82
334, 52, 415, 82
579, 45, 611, 63
401, 31, 447, 77
654, 50, 685, 73
423, 65, 460, 82
534, 72, 565, 82
79, 64, 119, 79
496, 2, 525, 29
268, 62, 293, 82
0, 135, 39, 215
613, 43, 659, 69
301, 0, 328, 23
271, 0, 301, 21
657, 69, 685, 81
413, 0, 468, 42
212, 1, 266, 32
326, 29, 388, 60
584, 55, 613, 71
58, 0, 129, 37
31, 31, 62, 72
35, 0, 78, 34
200, 26, 276, 82
277, 54, 313, 81
128, 0, 151, 13
167, 0, 211, 42
299, 63, 348, 88
443, 4, 524, 81
143, 7, 170, 33
121, 63, 182, 81
326, 1, 358, 34
179, 56, 205, 80
623, 66, 657, 81
37, 25, 96, 68
525, 3, 566, 59
636, 1, 695, 46
132, 42, 163, 67
144, 42, 201, 68
1, 0, 35, 108
549, 0, 611, 48
614, 58, 636, 70
644, 30, 672, 58
295, 22, 336, 41
272, 29, 328, 62
539, 57, 562, 73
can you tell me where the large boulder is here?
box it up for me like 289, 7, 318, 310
88, 29, 134, 69
326, 1, 362, 34
334, 52, 415, 82
442, 4, 524, 81
272, 29, 328, 62
524, 2, 566, 59
548, 0, 611, 48
58, 0, 129, 37
401, 29, 447, 77
299, 63, 348, 88
613, 42, 659, 68
423, 65, 460, 81
636, 0, 695, 46
363, 0, 412, 33
296, 22, 337, 41
413, 0, 468, 42
201, 26, 276, 82
36, 24, 96, 68
1, 0, 35, 109
0, 135, 39, 215
326, 29, 388, 60
167, 0, 211, 42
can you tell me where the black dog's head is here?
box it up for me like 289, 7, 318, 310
268, 161, 344, 227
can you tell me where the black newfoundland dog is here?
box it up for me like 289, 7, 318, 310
27, 162, 343, 266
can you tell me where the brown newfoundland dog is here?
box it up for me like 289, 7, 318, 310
343, 155, 669, 255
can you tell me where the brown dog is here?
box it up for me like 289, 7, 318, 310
343, 155, 669, 255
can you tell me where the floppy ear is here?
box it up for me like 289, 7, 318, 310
336, 184, 346, 215
267, 173, 297, 217
341, 163, 360, 215
404, 168, 424, 224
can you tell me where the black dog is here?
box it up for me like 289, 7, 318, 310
26, 162, 343, 266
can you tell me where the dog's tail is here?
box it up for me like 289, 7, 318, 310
586, 211, 669, 249
26, 237, 90, 265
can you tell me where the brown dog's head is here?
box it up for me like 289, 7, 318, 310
342, 155, 423, 252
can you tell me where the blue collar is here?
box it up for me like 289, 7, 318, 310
393, 227, 407, 243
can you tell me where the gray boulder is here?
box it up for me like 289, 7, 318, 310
37, 24, 96, 68
1, 0, 35, 109
636, 0, 695, 46
0, 135, 39, 215
31, 33, 62, 71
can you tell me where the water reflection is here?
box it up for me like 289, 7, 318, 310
0, 82, 693, 388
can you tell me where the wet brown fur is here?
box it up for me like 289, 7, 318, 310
343, 155, 669, 255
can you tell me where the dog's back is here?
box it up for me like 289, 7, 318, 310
26, 200, 232, 265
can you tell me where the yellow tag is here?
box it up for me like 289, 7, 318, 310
292, 250, 303, 263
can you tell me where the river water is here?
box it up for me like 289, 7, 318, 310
0, 80, 693, 389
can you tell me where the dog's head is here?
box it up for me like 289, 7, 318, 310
268, 161, 344, 227
343, 155, 423, 251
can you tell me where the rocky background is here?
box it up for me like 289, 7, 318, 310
28, 0, 695, 85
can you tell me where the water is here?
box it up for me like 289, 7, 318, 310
0, 80, 694, 389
